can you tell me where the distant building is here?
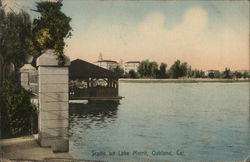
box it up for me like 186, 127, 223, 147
94, 60, 119, 70
124, 61, 140, 73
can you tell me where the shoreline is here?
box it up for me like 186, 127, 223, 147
119, 78, 250, 83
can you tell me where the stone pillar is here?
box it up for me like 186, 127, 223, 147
37, 49, 70, 152
20, 64, 36, 90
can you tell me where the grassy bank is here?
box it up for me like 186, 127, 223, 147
119, 78, 250, 83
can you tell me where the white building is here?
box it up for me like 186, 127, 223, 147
94, 60, 119, 70
124, 61, 140, 73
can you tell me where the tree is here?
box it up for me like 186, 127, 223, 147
208, 71, 221, 79
0, 1, 35, 83
222, 68, 232, 79
187, 66, 192, 78
138, 60, 158, 78
112, 65, 124, 78
149, 61, 158, 77
233, 71, 242, 79
169, 60, 188, 78
128, 70, 138, 78
192, 69, 205, 78
208, 72, 215, 79
138, 60, 150, 77
214, 71, 221, 78
156, 63, 167, 78
243, 71, 250, 79
32, 1, 72, 65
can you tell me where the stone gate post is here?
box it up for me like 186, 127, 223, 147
20, 64, 36, 90
37, 49, 70, 152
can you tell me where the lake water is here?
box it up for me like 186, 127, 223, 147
69, 82, 250, 161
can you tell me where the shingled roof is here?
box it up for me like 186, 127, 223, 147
69, 59, 118, 79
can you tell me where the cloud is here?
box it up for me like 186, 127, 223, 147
137, 8, 208, 45
138, 12, 166, 37
181, 7, 208, 34
128, 8, 209, 63
66, 7, 249, 70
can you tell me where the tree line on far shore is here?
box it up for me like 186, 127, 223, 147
112, 59, 250, 79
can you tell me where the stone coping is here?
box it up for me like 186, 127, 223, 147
37, 49, 70, 67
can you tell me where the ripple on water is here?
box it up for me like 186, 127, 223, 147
69, 83, 250, 161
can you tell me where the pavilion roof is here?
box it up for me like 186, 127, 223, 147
69, 59, 118, 79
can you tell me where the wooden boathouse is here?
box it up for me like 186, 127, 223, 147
69, 59, 122, 102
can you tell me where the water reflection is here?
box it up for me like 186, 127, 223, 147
69, 101, 119, 133
69, 83, 250, 161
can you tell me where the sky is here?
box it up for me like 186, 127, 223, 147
4, 0, 250, 71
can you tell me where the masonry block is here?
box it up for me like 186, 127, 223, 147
37, 49, 70, 152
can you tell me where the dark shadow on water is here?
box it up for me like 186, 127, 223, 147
69, 101, 119, 133
69, 101, 119, 118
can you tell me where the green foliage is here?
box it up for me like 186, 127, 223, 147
214, 71, 221, 78
138, 60, 158, 78
0, 81, 37, 138
243, 71, 250, 79
208, 72, 215, 79
156, 63, 168, 78
0, 0, 38, 85
222, 68, 232, 79
169, 60, 188, 78
0, 4, 35, 70
233, 71, 242, 79
128, 70, 138, 78
112, 65, 124, 78
191, 69, 205, 78
149, 61, 158, 77
187, 66, 192, 78
33, 1, 72, 65
207, 71, 221, 79
138, 60, 149, 77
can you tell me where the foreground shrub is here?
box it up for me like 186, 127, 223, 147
0, 81, 37, 138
